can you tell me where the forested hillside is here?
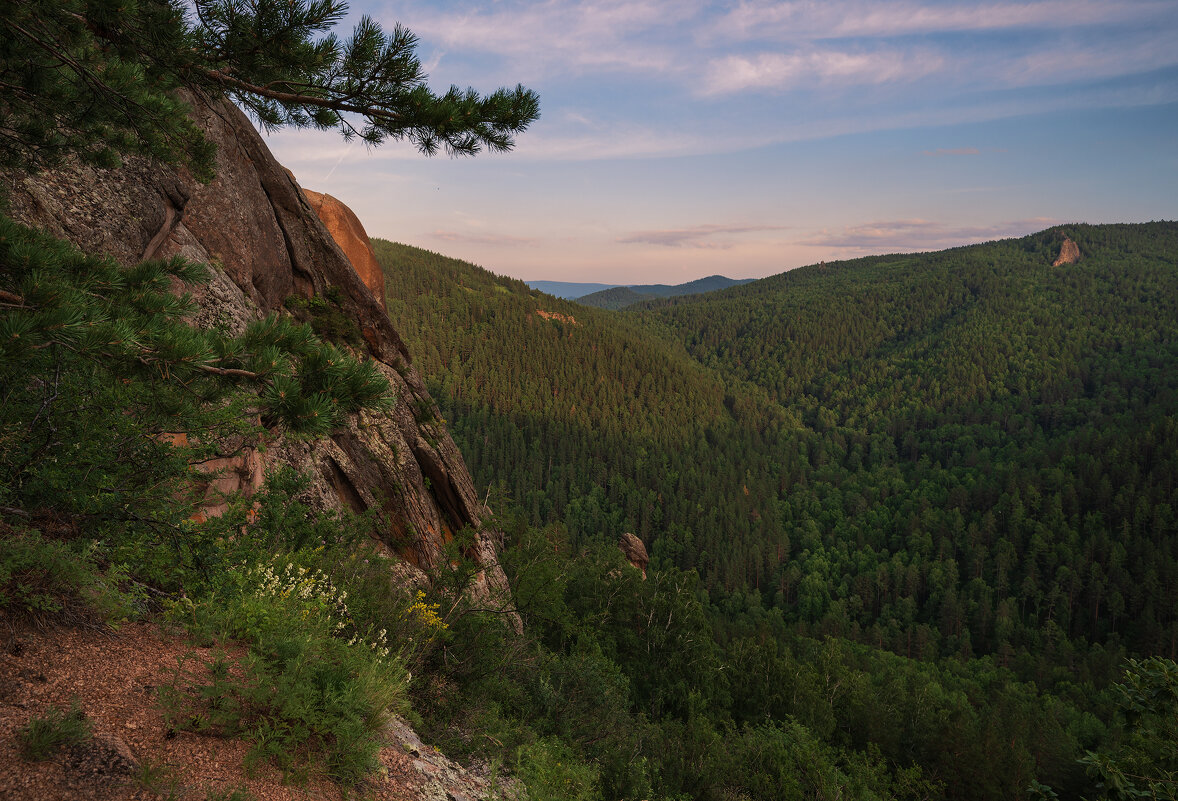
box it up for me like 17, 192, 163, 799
576, 275, 753, 309
379, 224, 1178, 680
641, 223, 1178, 664
376, 225, 1178, 800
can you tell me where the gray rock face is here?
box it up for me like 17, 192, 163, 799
4, 91, 510, 606
384, 716, 522, 801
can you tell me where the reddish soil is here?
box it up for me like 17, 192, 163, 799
0, 622, 430, 801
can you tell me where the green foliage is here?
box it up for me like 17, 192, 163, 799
1078, 657, 1178, 800
0, 0, 214, 178
153, 468, 436, 787
161, 554, 409, 785
410, 522, 951, 801
376, 225, 1178, 672
0, 0, 538, 178
0, 530, 138, 623
378, 224, 1178, 801
0, 215, 391, 555
17, 698, 93, 760
375, 238, 764, 443
515, 737, 601, 801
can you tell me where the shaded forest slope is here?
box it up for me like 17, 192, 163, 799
378, 225, 1178, 682
576, 275, 754, 309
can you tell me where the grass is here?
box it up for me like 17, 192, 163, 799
17, 698, 93, 760
133, 757, 185, 801
206, 788, 257, 801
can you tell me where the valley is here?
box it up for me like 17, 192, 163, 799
2, 2, 1175, 798
377, 223, 1178, 799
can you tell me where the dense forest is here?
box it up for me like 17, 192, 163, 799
4, 213, 1174, 800
575, 275, 753, 309
9, 1, 1173, 799
377, 224, 1178, 798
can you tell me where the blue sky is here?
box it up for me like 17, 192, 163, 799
265, 0, 1178, 284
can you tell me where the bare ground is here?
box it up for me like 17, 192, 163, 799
0, 621, 505, 801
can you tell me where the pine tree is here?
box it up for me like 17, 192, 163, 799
0, 214, 393, 529
0, 0, 540, 179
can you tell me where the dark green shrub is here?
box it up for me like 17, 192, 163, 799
515, 737, 601, 801
0, 530, 137, 624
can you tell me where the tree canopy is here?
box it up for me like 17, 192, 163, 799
375, 223, 1178, 799
0, 0, 540, 180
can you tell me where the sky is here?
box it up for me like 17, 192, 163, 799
264, 0, 1178, 284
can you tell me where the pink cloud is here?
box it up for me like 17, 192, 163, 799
430, 230, 538, 247
619, 223, 787, 248
798, 217, 1060, 250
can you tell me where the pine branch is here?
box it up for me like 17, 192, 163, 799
196, 363, 263, 380
204, 69, 405, 122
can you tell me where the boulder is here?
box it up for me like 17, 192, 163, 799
618, 532, 649, 579
300, 186, 387, 309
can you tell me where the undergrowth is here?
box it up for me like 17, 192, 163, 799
17, 698, 93, 760
155, 468, 448, 787
160, 555, 409, 784
0, 530, 139, 626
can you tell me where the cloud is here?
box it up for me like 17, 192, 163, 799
923, 147, 980, 156
699, 26, 1178, 97
619, 223, 788, 248
1001, 33, 1178, 87
710, 0, 1173, 42
798, 217, 1060, 250
393, 0, 1177, 88
390, 0, 699, 81
702, 47, 945, 94
258, 1, 1178, 169
430, 230, 538, 247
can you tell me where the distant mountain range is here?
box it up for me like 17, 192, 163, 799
577, 275, 756, 309
526, 275, 752, 306
525, 280, 616, 299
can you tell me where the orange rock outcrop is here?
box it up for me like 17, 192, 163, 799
1053, 236, 1080, 266
301, 187, 386, 309
536, 310, 578, 325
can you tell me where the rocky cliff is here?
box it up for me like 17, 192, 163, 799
1053, 235, 1081, 266
301, 185, 387, 310
3, 91, 508, 601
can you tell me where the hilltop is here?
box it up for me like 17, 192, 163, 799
524, 274, 752, 305
576, 275, 755, 309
